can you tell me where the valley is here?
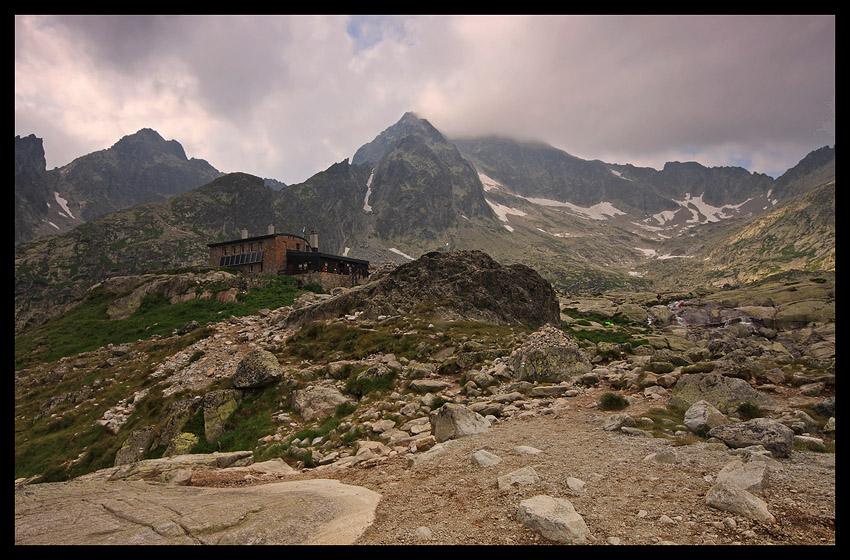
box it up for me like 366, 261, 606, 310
14, 113, 835, 545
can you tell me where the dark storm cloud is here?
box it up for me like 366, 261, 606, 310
15, 15, 834, 184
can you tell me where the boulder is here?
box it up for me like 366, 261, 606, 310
705, 481, 776, 523
516, 495, 590, 544
291, 385, 354, 422
509, 325, 592, 383
498, 467, 541, 490
408, 379, 451, 394
670, 373, 777, 414
708, 418, 795, 458
602, 413, 636, 432
813, 397, 835, 417
232, 349, 284, 389
471, 450, 502, 467
166, 433, 199, 457
429, 403, 491, 442
717, 459, 770, 492
156, 397, 202, 451
683, 400, 728, 436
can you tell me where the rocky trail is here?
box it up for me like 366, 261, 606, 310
187, 385, 835, 546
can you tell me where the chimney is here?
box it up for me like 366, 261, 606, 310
310, 230, 319, 252
241, 228, 248, 239
268, 224, 275, 235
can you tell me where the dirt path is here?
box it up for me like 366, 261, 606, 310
285, 388, 835, 546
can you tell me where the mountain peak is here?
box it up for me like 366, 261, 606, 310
352, 112, 445, 167
111, 128, 187, 160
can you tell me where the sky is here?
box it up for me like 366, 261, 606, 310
15, 15, 835, 185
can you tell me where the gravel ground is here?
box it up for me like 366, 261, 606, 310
284, 387, 836, 546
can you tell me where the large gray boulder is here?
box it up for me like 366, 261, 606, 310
429, 403, 491, 442
683, 400, 728, 436
232, 349, 284, 389
516, 495, 590, 544
708, 418, 795, 458
670, 373, 776, 414
705, 481, 776, 523
509, 324, 592, 383
291, 385, 354, 421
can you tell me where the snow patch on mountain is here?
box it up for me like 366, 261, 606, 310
363, 170, 374, 212
609, 168, 634, 181
485, 199, 527, 226
478, 172, 502, 192
520, 196, 626, 220
389, 247, 415, 260
653, 193, 753, 225
54, 191, 76, 220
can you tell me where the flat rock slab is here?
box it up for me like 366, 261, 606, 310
15, 479, 380, 545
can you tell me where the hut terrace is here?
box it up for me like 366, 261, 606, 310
207, 225, 369, 284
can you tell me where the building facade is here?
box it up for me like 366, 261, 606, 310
207, 225, 369, 283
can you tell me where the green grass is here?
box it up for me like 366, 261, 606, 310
15, 276, 306, 369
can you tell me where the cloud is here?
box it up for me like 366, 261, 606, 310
15, 15, 834, 184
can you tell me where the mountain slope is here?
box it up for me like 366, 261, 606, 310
14, 115, 835, 332
14, 129, 222, 244
14, 173, 275, 333
355, 112, 495, 230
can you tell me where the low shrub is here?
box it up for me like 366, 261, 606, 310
599, 392, 629, 410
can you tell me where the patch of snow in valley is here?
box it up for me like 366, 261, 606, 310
485, 199, 527, 229
54, 191, 76, 219
389, 248, 415, 260
536, 227, 572, 238
343, 247, 350, 257
653, 193, 752, 225
634, 247, 658, 258
48, 221, 60, 230
520, 196, 626, 220
657, 254, 694, 260
363, 170, 375, 212
628, 271, 646, 277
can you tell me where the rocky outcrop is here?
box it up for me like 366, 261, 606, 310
202, 390, 242, 443
285, 251, 560, 328
15, 477, 380, 545
708, 418, 796, 458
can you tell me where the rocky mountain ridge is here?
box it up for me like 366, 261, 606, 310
14, 129, 221, 244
